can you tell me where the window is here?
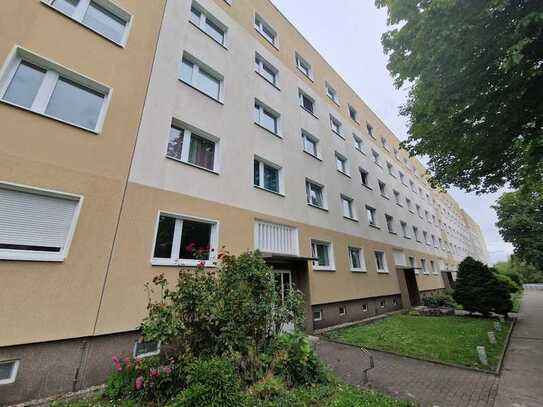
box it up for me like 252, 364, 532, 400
255, 14, 277, 46
410, 180, 416, 192
353, 134, 364, 153
372, 150, 381, 167
366, 206, 377, 227
325, 82, 338, 103
339, 306, 347, 316
311, 240, 334, 270
393, 298, 398, 306
349, 247, 366, 271
416, 204, 422, 218
335, 152, 349, 175
378, 180, 387, 198
341, 195, 356, 219
166, 123, 218, 171
387, 161, 395, 176
362, 303, 368, 312
0, 48, 110, 132
295, 52, 312, 79
385, 214, 395, 234
306, 179, 326, 209
0, 360, 20, 385
348, 105, 358, 122
254, 100, 279, 135
399, 171, 406, 186
374, 251, 388, 273
46, 0, 131, 45
400, 221, 409, 238
408, 256, 416, 269
313, 310, 322, 321
421, 258, 428, 274
255, 53, 278, 87
254, 157, 282, 194
393, 147, 400, 160
133, 341, 161, 359
152, 213, 218, 267
425, 210, 430, 222
0, 182, 82, 262
381, 136, 389, 151
413, 226, 420, 242
180, 54, 223, 101
360, 168, 370, 188
423, 231, 429, 245
379, 300, 386, 308
406, 198, 413, 212
298, 89, 315, 115
367, 123, 375, 139
330, 114, 342, 136
190, 2, 227, 45
301, 130, 319, 158
430, 260, 437, 275
393, 190, 401, 205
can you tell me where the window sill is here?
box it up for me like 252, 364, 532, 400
189, 20, 228, 50
377, 270, 390, 274
351, 269, 367, 273
165, 155, 219, 175
255, 122, 282, 139
303, 150, 322, 161
151, 259, 217, 268
355, 148, 367, 156
388, 231, 398, 235
381, 194, 390, 200
0, 251, 65, 262
312, 266, 335, 272
362, 184, 373, 191
331, 130, 344, 139
350, 118, 360, 126
255, 71, 280, 91
0, 99, 101, 134
396, 203, 404, 208
369, 224, 381, 230
254, 185, 285, 197
179, 79, 224, 105
343, 216, 358, 223
41, 1, 128, 48
255, 28, 279, 51
307, 203, 329, 212
337, 170, 351, 178
403, 236, 411, 240
300, 106, 318, 119
296, 67, 314, 82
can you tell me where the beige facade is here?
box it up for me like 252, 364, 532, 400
0, 0, 488, 403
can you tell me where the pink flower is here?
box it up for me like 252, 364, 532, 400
197, 260, 205, 269
149, 368, 159, 378
185, 242, 196, 252
112, 356, 122, 372
160, 366, 172, 375
124, 357, 131, 368
135, 376, 145, 390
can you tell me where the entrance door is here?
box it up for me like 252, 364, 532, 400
405, 269, 421, 306
274, 270, 294, 332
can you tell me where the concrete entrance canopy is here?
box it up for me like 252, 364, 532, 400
395, 266, 422, 309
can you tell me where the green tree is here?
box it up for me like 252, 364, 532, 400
496, 256, 543, 283
454, 257, 512, 316
375, 0, 543, 193
493, 184, 543, 271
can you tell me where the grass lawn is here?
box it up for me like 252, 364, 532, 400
325, 314, 511, 371
52, 382, 414, 407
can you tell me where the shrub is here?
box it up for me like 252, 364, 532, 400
453, 257, 513, 316
272, 332, 329, 387
104, 356, 182, 403
421, 292, 455, 308
170, 357, 247, 407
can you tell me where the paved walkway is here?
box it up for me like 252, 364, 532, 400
315, 289, 543, 407
494, 289, 543, 407
315, 340, 499, 407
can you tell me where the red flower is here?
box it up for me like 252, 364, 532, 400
185, 242, 196, 252
112, 356, 122, 372
135, 376, 144, 390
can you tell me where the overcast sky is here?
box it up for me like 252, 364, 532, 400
271, 0, 513, 264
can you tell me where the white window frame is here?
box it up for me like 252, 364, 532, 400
150, 211, 219, 267
0, 181, 83, 262
255, 52, 278, 87
339, 306, 347, 316
366, 206, 378, 227
325, 81, 339, 104
430, 260, 438, 275
353, 134, 364, 153
313, 309, 322, 321
42, 0, 133, 47
311, 239, 335, 271
0, 46, 111, 133
359, 168, 370, 188
335, 152, 350, 176
374, 250, 389, 273
301, 129, 320, 159
393, 190, 402, 205
190, 1, 228, 47
379, 300, 386, 308
400, 221, 409, 239
295, 52, 313, 80
385, 214, 395, 234
378, 180, 388, 198
362, 303, 368, 312
421, 258, 429, 275
348, 104, 358, 123
306, 179, 327, 209
349, 247, 366, 272
254, 99, 280, 136
132, 341, 161, 359
253, 156, 284, 195
166, 120, 220, 173
180, 53, 224, 102
298, 88, 316, 115
330, 114, 343, 137
387, 161, 395, 177
255, 14, 277, 47
367, 123, 375, 139
0, 360, 20, 385
372, 150, 381, 167
341, 194, 356, 220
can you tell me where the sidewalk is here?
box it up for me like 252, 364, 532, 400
494, 289, 543, 407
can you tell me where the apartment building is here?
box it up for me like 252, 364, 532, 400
0, 0, 488, 404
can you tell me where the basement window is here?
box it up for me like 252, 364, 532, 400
313, 310, 322, 321
133, 341, 161, 359
0, 360, 20, 385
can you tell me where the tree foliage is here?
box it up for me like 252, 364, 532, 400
376, 0, 543, 193
493, 183, 543, 271
453, 257, 512, 316
495, 256, 543, 283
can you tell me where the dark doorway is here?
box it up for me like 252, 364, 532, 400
405, 268, 421, 306
441, 271, 455, 290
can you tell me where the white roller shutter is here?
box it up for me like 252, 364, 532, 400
0, 187, 79, 251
